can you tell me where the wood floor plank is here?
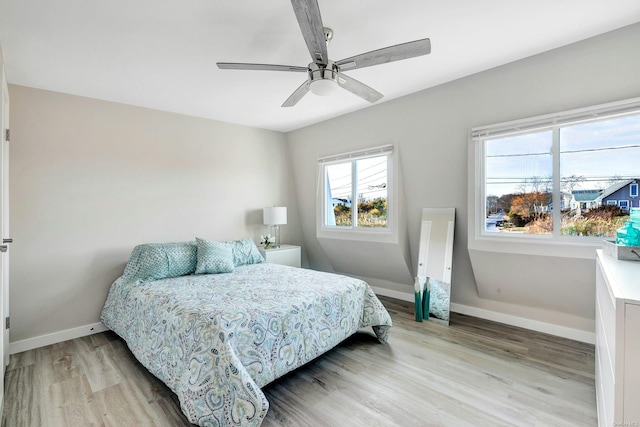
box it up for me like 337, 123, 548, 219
2, 364, 44, 427
73, 336, 127, 393
5, 348, 36, 372
260, 382, 333, 427
150, 395, 192, 426
47, 374, 103, 427
37, 340, 84, 386
93, 381, 166, 427
2, 296, 597, 426
108, 338, 174, 404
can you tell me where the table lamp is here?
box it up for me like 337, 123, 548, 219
263, 206, 287, 248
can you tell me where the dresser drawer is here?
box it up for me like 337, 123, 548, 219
596, 260, 616, 371
623, 303, 640, 423
595, 299, 615, 427
595, 343, 614, 427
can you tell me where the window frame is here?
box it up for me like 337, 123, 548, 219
316, 144, 398, 243
631, 183, 638, 198
619, 200, 630, 211
471, 97, 640, 246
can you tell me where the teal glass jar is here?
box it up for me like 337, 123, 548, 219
616, 221, 640, 246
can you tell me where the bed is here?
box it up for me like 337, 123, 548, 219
100, 238, 392, 426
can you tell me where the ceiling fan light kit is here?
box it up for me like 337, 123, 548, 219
309, 61, 338, 96
217, 0, 431, 107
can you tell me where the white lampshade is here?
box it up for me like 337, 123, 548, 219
263, 206, 287, 225
310, 78, 338, 96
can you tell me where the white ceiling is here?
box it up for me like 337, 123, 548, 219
0, 1, 639, 132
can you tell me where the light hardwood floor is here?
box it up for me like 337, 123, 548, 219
2, 297, 597, 426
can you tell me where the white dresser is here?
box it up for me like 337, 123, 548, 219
595, 249, 640, 427
258, 244, 301, 268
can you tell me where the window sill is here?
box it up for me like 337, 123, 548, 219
469, 233, 605, 260
317, 226, 397, 244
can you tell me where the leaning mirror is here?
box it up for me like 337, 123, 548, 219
415, 208, 455, 324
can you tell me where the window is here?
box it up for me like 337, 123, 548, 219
319, 145, 392, 231
631, 183, 639, 198
474, 98, 640, 239
484, 130, 553, 234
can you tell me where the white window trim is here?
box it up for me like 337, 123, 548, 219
631, 183, 638, 198
316, 144, 399, 243
619, 200, 630, 209
469, 97, 640, 259
607, 200, 618, 206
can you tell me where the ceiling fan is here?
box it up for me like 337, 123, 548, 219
217, 0, 431, 107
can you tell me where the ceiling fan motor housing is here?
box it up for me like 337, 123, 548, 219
309, 61, 338, 83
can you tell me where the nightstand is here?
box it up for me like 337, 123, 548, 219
258, 244, 301, 268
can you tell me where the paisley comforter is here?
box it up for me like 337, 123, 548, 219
100, 263, 392, 426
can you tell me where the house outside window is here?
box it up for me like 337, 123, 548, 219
473, 98, 640, 239
318, 145, 393, 232
601, 179, 640, 211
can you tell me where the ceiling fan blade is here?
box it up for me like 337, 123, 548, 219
290, 0, 328, 64
282, 81, 311, 107
337, 73, 383, 103
336, 38, 431, 71
217, 62, 308, 72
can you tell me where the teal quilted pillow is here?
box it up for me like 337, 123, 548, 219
195, 238, 235, 274
122, 241, 197, 284
230, 238, 265, 266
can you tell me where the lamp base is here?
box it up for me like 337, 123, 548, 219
271, 225, 281, 248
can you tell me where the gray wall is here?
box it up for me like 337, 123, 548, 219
286, 23, 640, 334
9, 85, 303, 342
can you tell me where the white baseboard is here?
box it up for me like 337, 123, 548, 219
451, 303, 595, 344
9, 322, 110, 355
372, 287, 595, 344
